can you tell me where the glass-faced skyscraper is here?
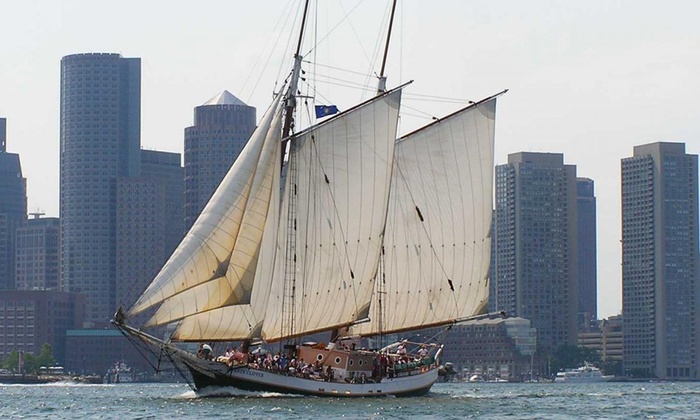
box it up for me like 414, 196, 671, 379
491, 152, 578, 354
184, 91, 256, 231
0, 117, 28, 290
621, 142, 699, 379
60, 53, 141, 322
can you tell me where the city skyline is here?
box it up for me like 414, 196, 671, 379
1, 1, 700, 318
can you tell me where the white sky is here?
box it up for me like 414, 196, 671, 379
1, 0, 699, 319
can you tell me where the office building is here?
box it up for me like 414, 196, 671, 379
439, 317, 538, 381
184, 91, 255, 230
578, 315, 623, 363
0, 290, 85, 365
621, 142, 699, 379
116, 150, 183, 311
491, 152, 578, 354
15, 215, 60, 291
0, 117, 28, 290
577, 178, 597, 330
60, 53, 140, 322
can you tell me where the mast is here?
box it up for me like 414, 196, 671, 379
374, 0, 398, 348
377, 0, 398, 93
280, 0, 311, 347
281, 0, 310, 140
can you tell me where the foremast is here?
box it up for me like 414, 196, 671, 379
279, 0, 308, 344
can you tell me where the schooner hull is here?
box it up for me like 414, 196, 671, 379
179, 354, 438, 397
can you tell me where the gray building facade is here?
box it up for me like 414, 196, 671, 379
621, 142, 699, 379
116, 150, 183, 312
577, 178, 597, 330
0, 290, 85, 365
184, 91, 255, 231
15, 215, 60, 291
60, 53, 141, 322
0, 117, 28, 290
491, 152, 578, 354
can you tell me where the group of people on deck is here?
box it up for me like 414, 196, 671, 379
197, 340, 435, 382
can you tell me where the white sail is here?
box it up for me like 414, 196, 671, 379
261, 87, 404, 342
351, 96, 499, 337
128, 95, 283, 322
170, 115, 283, 341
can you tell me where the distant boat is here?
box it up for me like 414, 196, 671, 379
554, 363, 614, 383
468, 374, 485, 383
104, 362, 135, 384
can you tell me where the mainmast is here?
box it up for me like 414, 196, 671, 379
375, 0, 398, 348
377, 0, 398, 93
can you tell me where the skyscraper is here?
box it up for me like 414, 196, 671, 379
576, 178, 597, 330
116, 150, 183, 312
0, 117, 28, 290
184, 91, 256, 230
491, 152, 578, 354
60, 53, 141, 322
621, 142, 699, 379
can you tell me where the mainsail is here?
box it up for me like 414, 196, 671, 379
350, 94, 502, 337
261, 86, 404, 342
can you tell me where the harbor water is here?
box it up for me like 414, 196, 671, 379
0, 381, 697, 419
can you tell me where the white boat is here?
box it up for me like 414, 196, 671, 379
554, 363, 614, 383
104, 361, 135, 384
114, 0, 505, 397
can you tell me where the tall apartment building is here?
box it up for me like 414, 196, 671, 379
0, 117, 28, 290
621, 142, 699, 379
184, 91, 256, 230
116, 150, 183, 312
60, 53, 141, 322
491, 152, 578, 354
15, 215, 60, 291
577, 178, 597, 330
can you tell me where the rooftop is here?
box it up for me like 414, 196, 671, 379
203, 90, 247, 106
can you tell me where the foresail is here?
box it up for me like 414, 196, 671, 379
170, 127, 282, 341
127, 95, 283, 324
261, 87, 404, 342
351, 95, 500, 337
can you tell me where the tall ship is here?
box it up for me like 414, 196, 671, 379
114, 0, 505, 397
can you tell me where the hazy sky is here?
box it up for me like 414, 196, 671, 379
1, 0, 699, 318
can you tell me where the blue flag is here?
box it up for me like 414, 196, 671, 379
315, 105, 339, 118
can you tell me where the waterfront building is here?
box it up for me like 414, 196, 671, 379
439, 317, 537, 381
184, 91, 255, 230
0, 290, 85, 365
621, 142, 699, 379
64, 328, 152, 376
578, 315, 623, 363
116, 150, 183, 312
577, 178, 597, 330
0, 117, 28, 290
491, 152, 578, 354
60, 53, 141, 322
15, 215, 60, 291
